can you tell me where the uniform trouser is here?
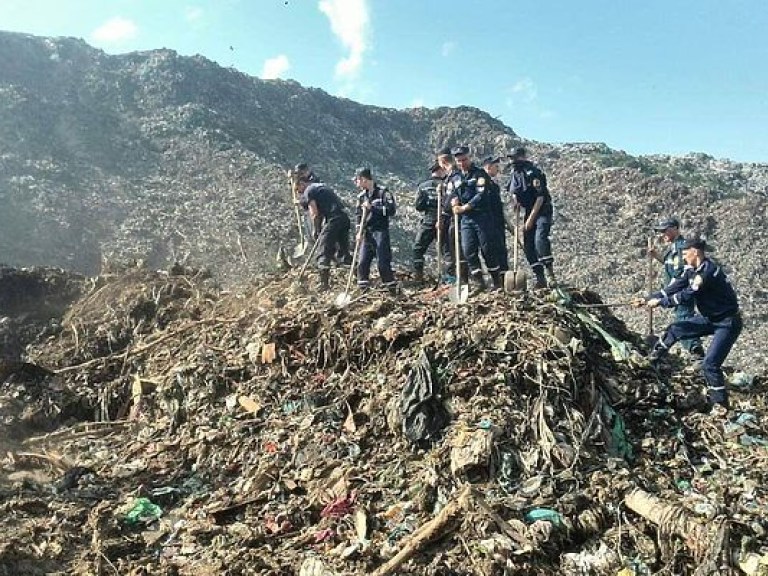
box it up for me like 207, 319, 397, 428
460, 214, 499, 276
494, 220, 509, 273
357, 228, 396, 287
412, 222, 451, 273
674, 303, 702, 352
522, 212, 553, 273
657, 313, 742, 405
317, 212, 351, 269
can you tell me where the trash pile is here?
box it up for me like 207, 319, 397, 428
1, 266, 767, 576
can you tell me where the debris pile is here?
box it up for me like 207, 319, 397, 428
1, 267, 767, 575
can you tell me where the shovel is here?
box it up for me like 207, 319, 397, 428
289, 172, 309, 259
573, 301, 633, 309
644, 236, 657, 347
293, 233, 323, 285
450, 212, 469, 304
433, 182, 444, 290
334, 206, 367, 308
504, 206, 528, 293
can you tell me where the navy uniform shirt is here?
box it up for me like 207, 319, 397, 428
300, 183, 345, 218
650, 258, 739, 322
415, 177, 442, 226
485, 178, 505, 229
662, 236, 687, 284
507, 160, 552, 215
357, 183, 396, 230
446, 164, 490, 214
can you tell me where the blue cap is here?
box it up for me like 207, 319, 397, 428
653, 217, 680, 231
451, 145, 469, 157
482, 155, 502, 166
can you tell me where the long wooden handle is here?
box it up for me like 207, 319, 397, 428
288, 174, 304, 243
646, 237, 654, 334
454, 212, 461, 285
344, 206, 368, 294
436, 183, 443, 280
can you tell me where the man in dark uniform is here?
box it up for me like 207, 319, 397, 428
482, 156, 510, 273
354, 167, 398, 294
296, 176, 351, 289
411, 162, 448, 284
648, 217, 705, 358
634, 236, 742, 413
507, 147, 554, 289
448, 146, 501, 292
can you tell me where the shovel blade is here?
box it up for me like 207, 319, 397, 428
334, 292, 352, 308
504, 270, 528, 293
293, 242, 308, 259
450, 284, 469, 304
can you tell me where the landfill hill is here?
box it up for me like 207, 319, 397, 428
0, 265, 767, 575
0, 27, 767, 367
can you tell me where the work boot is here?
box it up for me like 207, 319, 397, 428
533, 268, 547, 290
470, 271, 487, 295
319, 268, 330, 290
689, 344, 705, 359
339, 253, 353, 266
545, 265, 557, 288
490, 271, 502, 291
647, 341, 668, 364
442, 274, 456, 285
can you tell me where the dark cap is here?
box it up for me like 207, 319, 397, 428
482, 155, 502, 166
653, 217, 680, 231
451, 145, 470, 157
294, 162, 309, 173
429, 162, 441, 173
436, 146, 453, 157
681, 236, 710, 251
508, 146, 527, 159
355, 167, 372, 180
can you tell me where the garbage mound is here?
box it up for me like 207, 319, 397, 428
1, 268, 767, 576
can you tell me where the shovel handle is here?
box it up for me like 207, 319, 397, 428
343, 206, 368, 296
646, 237, 655, 334
454, 211, 461, 287
436, 182, 443, 281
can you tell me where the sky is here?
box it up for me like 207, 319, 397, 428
2, 0, 767, 163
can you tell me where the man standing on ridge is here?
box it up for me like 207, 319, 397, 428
448, 146, 502, 292
354, 167, 398, 294
648, 217, 705, 359
633, 235, 742, 415
296, 175, 351, 290
412, 162, 448, 285
507, 146, 555, 289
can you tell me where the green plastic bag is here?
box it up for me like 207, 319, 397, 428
124, 497, 162, 525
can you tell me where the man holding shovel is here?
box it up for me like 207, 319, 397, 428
648, 217, 705, 360
447, 146, 502, 293
354, 168, 398, 295
482, 156, 510, 274
411, 162, 448, 286
296, 176, 352, 290
507, 147, 555, 289
633, 236, 742, 414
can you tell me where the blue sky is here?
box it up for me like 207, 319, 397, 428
3, 0, 767, 162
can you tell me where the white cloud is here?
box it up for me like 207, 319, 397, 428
510, 77, 538, 104
91, 17, 138, 44
185, 6, 204, 25
441, 41, 455, 57
261, 54, 290, 79
318, 0, 370, 80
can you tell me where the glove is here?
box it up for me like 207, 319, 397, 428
647, 298, 661, 308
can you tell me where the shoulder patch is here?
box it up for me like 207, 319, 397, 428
477, 177, 486, 186
691, 274, 703, 291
